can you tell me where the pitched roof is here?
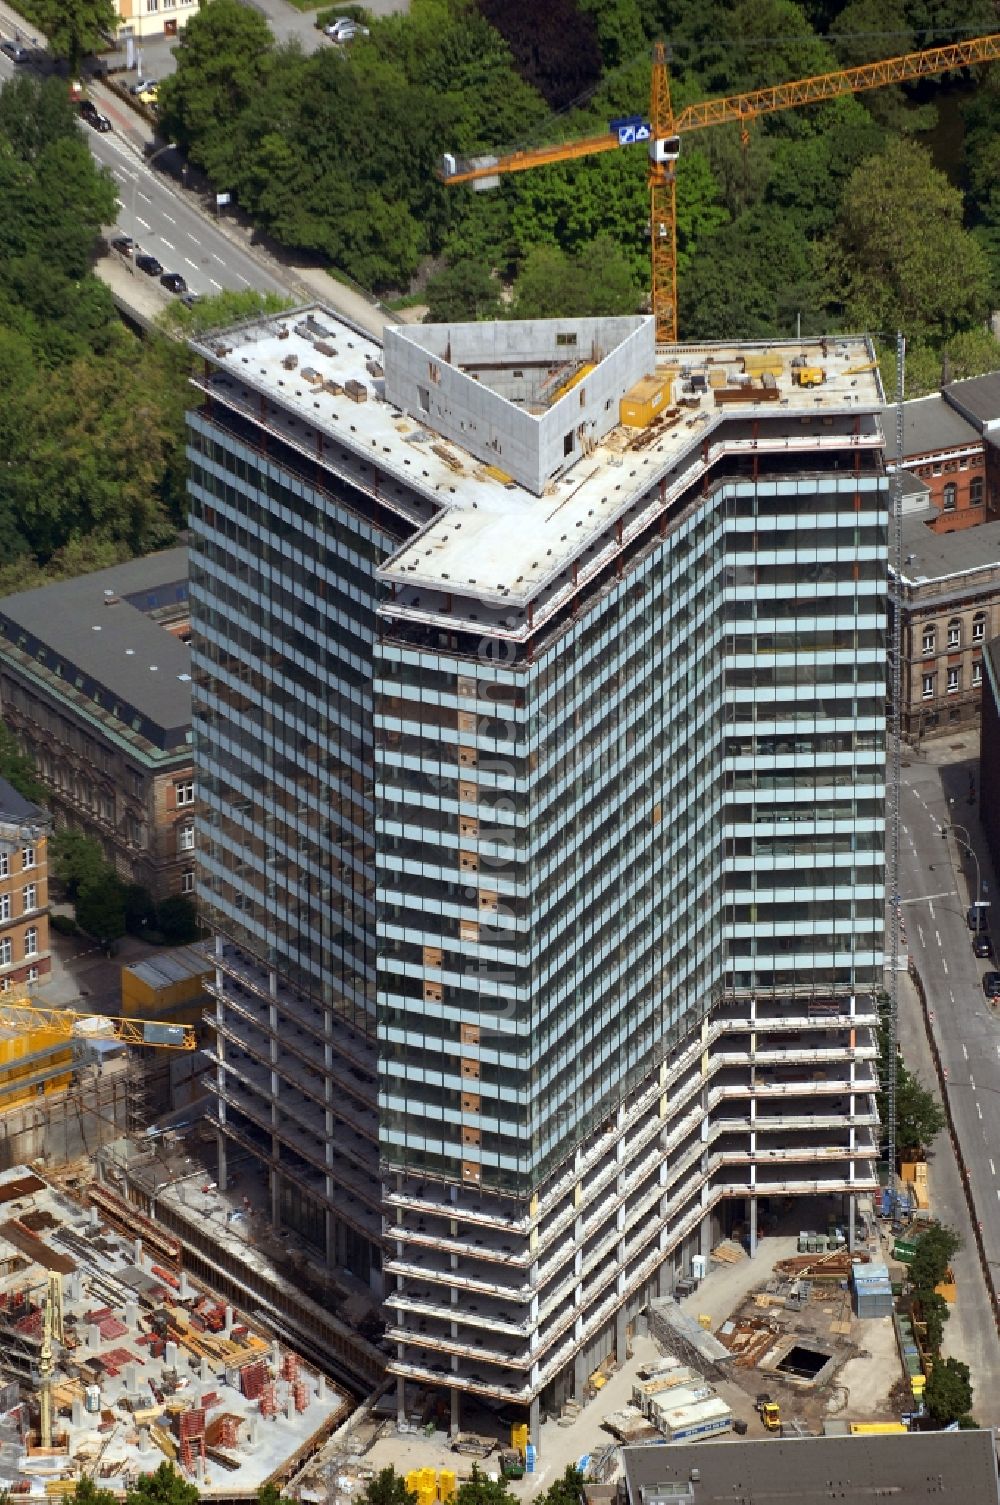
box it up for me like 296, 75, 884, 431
882, 393, 981, 460
945, 370, 1000, 427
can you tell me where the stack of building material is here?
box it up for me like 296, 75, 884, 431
851, 1261, 893, 1319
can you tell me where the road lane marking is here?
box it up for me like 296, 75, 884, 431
212, 253, 225, 264
950, 991, 956, 1003
235, 272, 251, 285
162, 213, 176, 224
991, 1160, 996, 1176
970, 1076, 976, 1090
963, 1044, 969, 1059
935, 929, 942, 946
978, 1103, 983, 1119
901, 891, 956, 904
185, 257, 198, 269
161, 239, 175, 250
188, 235, 201, 245
137, 191, 152, 205
210, 278, 223, 290
136, 217, 151, 230
929, 903, 937, 920
917, 924, 926, 946
942, 958, 949, 974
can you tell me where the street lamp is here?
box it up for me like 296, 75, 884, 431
127, 141, 177, 276
941, 820, 983, 915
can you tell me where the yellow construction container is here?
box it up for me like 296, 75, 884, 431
935, 1268, 957, 1303
850, 1422, 908, 1435
743, 353, 784, 377
698, 1314, 713, 1330
120, 943, 211, 1027
511, 1424, 529, 1453
405, 1473, 422, 1499
620, 376, 670, 428
0, 1023, 73, 1114
439, 1471, 456, 1503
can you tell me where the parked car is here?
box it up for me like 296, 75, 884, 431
0, 38, 30, 62
111, 235, 135, 259
135, 253, 163, 276
129, 76, 157, 95
983, 971, 1000, 999
967, 904, 991, 932
137, 85, 159, 107
160, 271, 187, 294
973, 933, 993, 959
324, 18, 369, 40
79, 99, 112, 132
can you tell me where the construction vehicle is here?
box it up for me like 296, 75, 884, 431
757, 1393, 781, 1432
499, 1449, 525, 1480
0, 998, 197, 1051
441, 32, 1000, 342
791, 359, 825, 388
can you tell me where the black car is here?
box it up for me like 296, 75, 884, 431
974, 933, 993, 959
111, 236, 135, 259
983, 971, 1000, 999
135, 253, 163, 277
967, 904, 991, 932
79, 99, 112, 132
160, 271, 187, 294
0, 39, 30, 62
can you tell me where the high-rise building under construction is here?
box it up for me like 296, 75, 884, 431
187, 309, 887, 1434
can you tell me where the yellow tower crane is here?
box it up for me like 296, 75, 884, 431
441, 32, 1000, 343
38, 1272, 64, 1449
0, 1000, 197, 1051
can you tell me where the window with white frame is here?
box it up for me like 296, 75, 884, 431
181, 871, 195, 894
0, 939, 12, 967
947, 666, 960, 694
973, 661, 983, 687
943, 482, 957, 510
0, 854, 8, 879
922, 673, 935, 700
921, 627, 936, 655
175, 779, 194, 807
178, 824, 195, 853
947, 619, 961, 649
27, 966, 38, 983
0, 896, 9, 923
22, 884, 37, 913
0, 978, 9, 993
971, 476, 985, 505
21, 846, 35, 870
973, 613, 987, 642
24, 927, 38, 958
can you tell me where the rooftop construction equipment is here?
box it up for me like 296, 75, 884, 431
441, 33, 1000, 342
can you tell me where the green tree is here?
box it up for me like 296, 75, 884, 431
537, 1467, 584, 1505
424, 260, 502, 322
29, 0, 117, 79
0, 724, 46, 805
76, 873, 127, 950
357, 1468, 417, 1505
910, 1224, 961, 1295
256, 1487, 292, 1505
67, 1479, 119, 1505
124, 1462, 201, 1505
924, 1355, 974, 1426
914, 1289, 949, 1353
876, 1014, 946, 1153
157, 895, 200, 945
158, 288, 293, 337
513, 235, 640, 318
455, 1467, 518, 1505
829, 139, 991, 343
50, 829, 106, 901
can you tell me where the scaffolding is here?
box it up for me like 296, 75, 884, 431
883, 332, 906, 1179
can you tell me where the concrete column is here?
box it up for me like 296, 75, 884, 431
396, 1376, 406, 1427
657, 1260, 672, 1299
270, 1170, 281, 1227
573, 1348, 588, 1401
449, 1386, 460, 1439
529, 1396, 540, 1455
217, 1127, 228, 1195
615, 1307, 628, 1365
699, 1214, 711, 1259
749, 1197, 758, 1258
848, 1193, 856, 1253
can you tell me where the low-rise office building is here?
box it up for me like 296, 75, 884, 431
0, 550, 194, 900
0, 777, 51, 991
112, 0, 198, 40
895, 510, 1000, 742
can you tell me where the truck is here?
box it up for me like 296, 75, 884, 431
757, 1394, 781, 1432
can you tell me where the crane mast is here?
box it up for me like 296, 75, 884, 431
441, 31, 1000, 341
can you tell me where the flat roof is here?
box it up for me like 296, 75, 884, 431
945, 370, 1000, 427
900, 514, 1000, 584
621, 1431, 1000, 1505
0, 549, 190, 746
883, 392, 981, 459
191, 309, 884, 627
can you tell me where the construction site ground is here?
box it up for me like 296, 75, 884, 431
314, 1228, 906, 1501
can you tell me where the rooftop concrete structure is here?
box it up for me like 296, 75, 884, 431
0, 1165, 350, 1496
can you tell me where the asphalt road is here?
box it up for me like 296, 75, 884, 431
898, 742, 1000, 1340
